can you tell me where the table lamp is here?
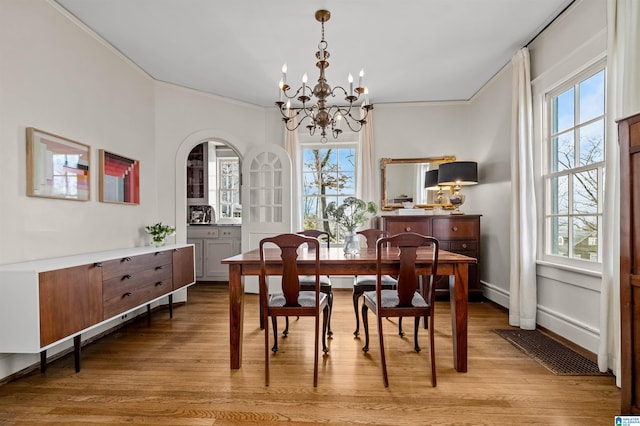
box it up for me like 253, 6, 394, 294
424, 169, 447, 204
437, 161, 478, 214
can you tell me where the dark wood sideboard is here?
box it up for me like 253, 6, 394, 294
0, 244, 195, 373
619, 112, 640, 414
378, 214, 482, 299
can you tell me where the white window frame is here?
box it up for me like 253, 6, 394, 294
299, 135, 359, 244
217, 157, 240, 220
541, 60, 606, 270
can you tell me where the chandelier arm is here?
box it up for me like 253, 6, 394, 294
341, 117, 365, 133
281, 85, 312, 102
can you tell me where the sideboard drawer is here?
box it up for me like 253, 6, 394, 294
103, 278, 170, 319
103, 266, 173, 302
449, 241, 477, 251
432, 217, 477, 240
101, 251, 172, 281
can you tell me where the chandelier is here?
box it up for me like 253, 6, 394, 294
275, 9, 373, 143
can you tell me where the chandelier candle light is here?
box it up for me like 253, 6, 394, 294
276, 10, 373, 143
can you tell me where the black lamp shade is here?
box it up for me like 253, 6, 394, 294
424, 170, 440, 189
437, 161, 478, 186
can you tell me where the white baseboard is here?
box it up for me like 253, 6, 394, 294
480, 281, 600, 354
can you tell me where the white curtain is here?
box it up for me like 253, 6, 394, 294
599, 0, 640, 385
284, 111, 302, 231
358, 107, 376, 204
509, 47, 538, 330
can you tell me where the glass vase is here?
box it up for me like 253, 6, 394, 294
343, 230, 360, 255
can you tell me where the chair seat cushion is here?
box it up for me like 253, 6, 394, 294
298, 275, 332, 285
363, 289, 427, 308
354, 274, 398, 285
269, 291, 327, 308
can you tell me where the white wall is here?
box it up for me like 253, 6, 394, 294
0, 1, 157, 263
0, 1, 158, 379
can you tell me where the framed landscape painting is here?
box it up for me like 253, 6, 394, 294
99, 150, 140, 204
26, 128, 91, 201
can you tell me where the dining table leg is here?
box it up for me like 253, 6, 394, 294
229, 264, 244, 369
449, 262, 469, 372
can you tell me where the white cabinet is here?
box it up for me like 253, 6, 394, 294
188, 225, 241, 281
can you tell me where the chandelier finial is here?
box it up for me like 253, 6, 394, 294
275, 9, 373, 143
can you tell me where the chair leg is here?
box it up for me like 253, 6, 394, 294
327, 291, 334, 337
353, 290, 361, 337
362, 304, 370, 352
314, 312, 320, 387
283, 316, 289, 337
398, 317, 404, 337
264, 314, 270, 386
430, 314, 437, 387
414, 316, 421, 352
322, 305, 329, 354
378, 314, 389, 387
271, 316, 279, 353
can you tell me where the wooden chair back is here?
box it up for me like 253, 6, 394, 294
357, 229, 388, 248
298, 229, 330, 249
376, 233, 439, 310
259, 233, 321, 309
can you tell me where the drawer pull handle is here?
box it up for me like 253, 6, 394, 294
122, 257, 131, 262
452, 226, 458, 232
123, 292, 132, 298
155, 266, 164, 270
405, 226, 412, 232
155, 281, 165, 286
122, 274, 132, 280
462, 243, 467, 249
94, 262, 103, 267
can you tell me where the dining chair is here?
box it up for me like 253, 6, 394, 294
361, 232, 439, 387
259, 233, 329, 387
352, 229, 398, 337
292, 229, 333, 337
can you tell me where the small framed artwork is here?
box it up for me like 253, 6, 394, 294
99, 150, 140, 204
26, 127, 91, 201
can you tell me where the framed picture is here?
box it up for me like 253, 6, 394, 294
26, 128, 91, 201
99, 150, 140, 204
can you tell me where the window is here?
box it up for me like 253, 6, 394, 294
217, 157, 240, 220
301, 143, 357, 243
544, 65, 605, 265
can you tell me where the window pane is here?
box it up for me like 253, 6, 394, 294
579, 70, 605, 124
549, 216, 569, 257
550, 175, 568, 214
578, 119, 604, 166
301, 146, 356, 242
552, 132, 574, 171
572, 169, 598, 214
572, 216, 598, 261
553, 88, 574, 133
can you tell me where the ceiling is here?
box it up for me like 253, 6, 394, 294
54, 0, 573, 107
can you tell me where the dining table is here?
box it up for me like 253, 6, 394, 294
221, 246, 477, 372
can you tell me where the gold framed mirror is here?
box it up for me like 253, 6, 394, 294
380, 156, 456, 211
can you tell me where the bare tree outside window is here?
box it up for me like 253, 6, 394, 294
302, 146, 356, 242
546, 67, 605, 263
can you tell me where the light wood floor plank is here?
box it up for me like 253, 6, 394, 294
0, 283, 620, 425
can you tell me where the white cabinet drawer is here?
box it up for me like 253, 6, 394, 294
187, 226, 220, 239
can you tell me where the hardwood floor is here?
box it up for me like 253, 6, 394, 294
0, 283, 620, 425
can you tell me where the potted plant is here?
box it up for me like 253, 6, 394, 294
326, 197, 377, 254
145, 222, 176, 247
